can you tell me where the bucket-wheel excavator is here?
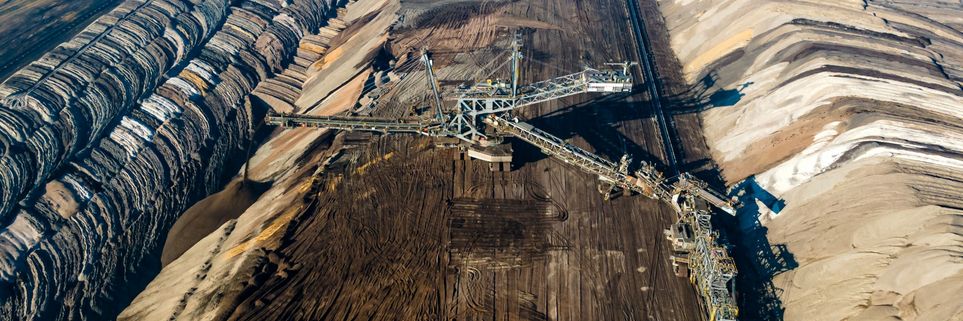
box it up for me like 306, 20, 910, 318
266, 34, 740, 321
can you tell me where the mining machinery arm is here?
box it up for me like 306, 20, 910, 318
265, 114, 444, 136
266, 35, 633, 143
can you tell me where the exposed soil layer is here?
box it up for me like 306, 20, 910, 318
222, 136, 704, 321
657, 0, 963, 320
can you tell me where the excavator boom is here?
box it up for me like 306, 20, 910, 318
265, 114, 443, 135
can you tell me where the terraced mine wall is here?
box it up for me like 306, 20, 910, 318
0, 0, 341, 319
0, 0, 233, 221
0, 0, 124, 82
655, 1, 963, 320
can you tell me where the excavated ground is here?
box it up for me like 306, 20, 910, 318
221, 132, 706, 320
196, 0, 713, 320
109, 0, 737, 319
211, 135, 692, 320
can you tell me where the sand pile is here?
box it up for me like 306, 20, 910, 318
656, 0, 963, 320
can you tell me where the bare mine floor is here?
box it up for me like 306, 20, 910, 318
228, 134, 704, 320
217, 0, 719, 320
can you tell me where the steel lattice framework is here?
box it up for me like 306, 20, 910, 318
483, 114, 660, 198
672, 197, 739, 321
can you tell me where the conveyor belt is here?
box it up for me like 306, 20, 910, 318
484, 114, 663, 198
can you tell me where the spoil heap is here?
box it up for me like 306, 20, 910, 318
657, 1, 963, 320
0, 1, 340, 320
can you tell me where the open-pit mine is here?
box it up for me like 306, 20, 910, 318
0, 1, 960, 321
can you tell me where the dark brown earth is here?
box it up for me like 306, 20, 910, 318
203, 0, 720, 320
222, 135, 704, 321
0, 0, 122, 81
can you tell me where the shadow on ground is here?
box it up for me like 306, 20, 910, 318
665, 71, 796, 321
665, 71, 750, 115
512, 90, 666, 171
515, 71, 748, 175
717, 176, 797, 321
509, 70, 795, 321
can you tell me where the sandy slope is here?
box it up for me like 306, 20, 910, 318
119, 1, 402, 319
656, 0, 963, 320
160, 178, 271, 266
